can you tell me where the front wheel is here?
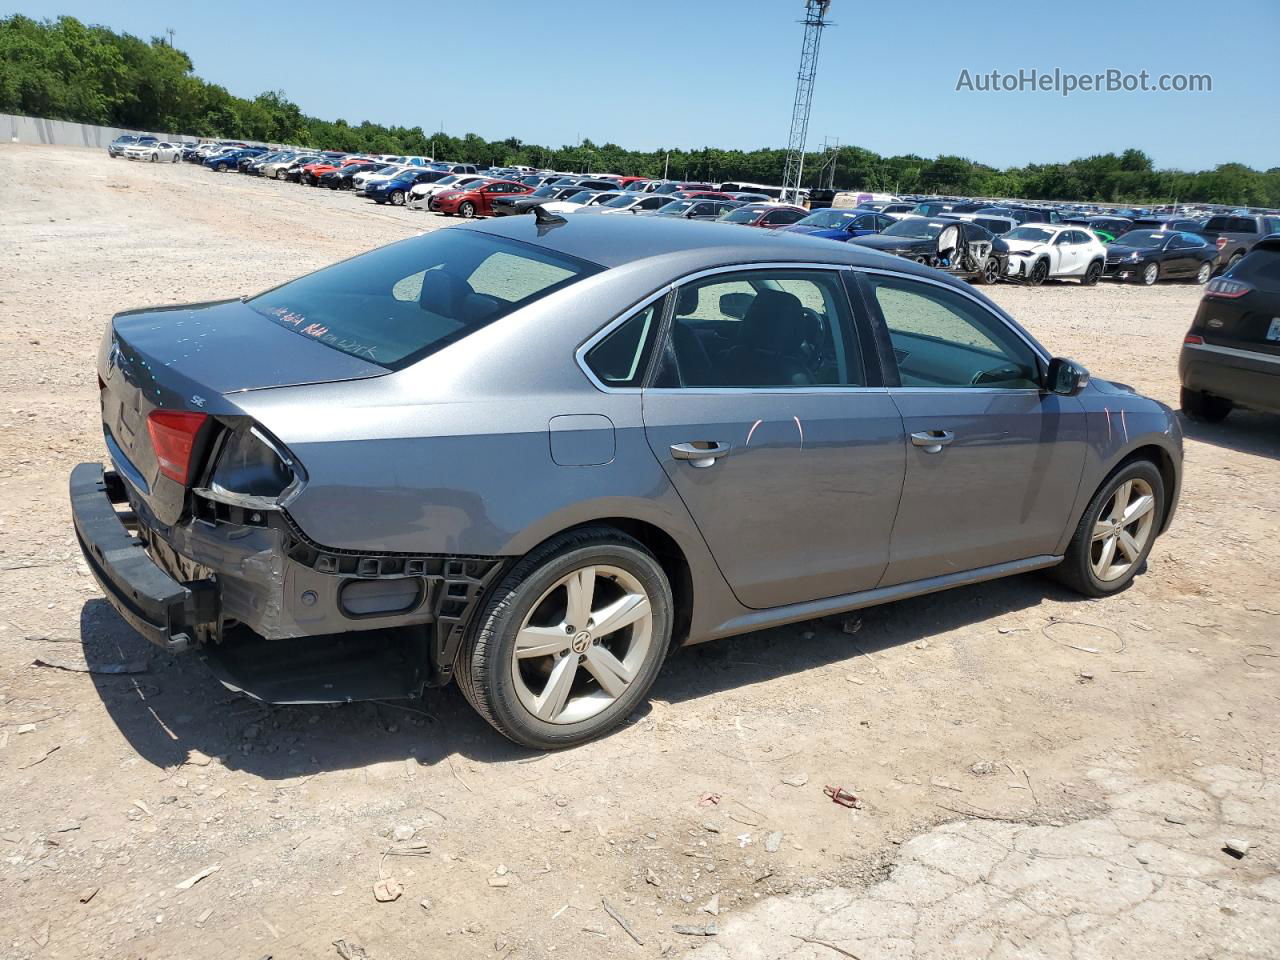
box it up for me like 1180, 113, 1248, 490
1050, 460, 1164, 597
1194, 261, 1212, 285
389, 189, 406, 206
1082, 261, 1103, 286
975, 257, 1002, 285
149, 153, 158, 163
459, 200, 477, 218
1180, 386, 1232, 423
1141, 262, 1159, 286
457, 527, 673, 749
1027, 259, 1049, 286
276, 169, 287, 181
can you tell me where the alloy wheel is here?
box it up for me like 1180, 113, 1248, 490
1143, 263, 1159, 285
1196, 262, 1211, 284
1090, 478, 1156, 583
510, 564, 653, 725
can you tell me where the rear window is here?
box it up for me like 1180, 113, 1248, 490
247, 230, 601, 370
1229, 246, 1280, 285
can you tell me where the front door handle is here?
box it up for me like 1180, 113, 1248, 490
670, 441, 730, 468
910, 430, 955, 454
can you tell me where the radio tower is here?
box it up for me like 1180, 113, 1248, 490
781, 0, 833, 204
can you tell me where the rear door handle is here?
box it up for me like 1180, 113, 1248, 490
910, 430, 955, 454
670, 441, 731, 468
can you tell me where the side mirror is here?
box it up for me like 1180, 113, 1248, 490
1047, 357, 1090, 396
719, 292, 754, 320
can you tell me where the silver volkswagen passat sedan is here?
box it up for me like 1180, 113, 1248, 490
72, 213, 1182, 748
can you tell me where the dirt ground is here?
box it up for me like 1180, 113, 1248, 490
1, 144, 1277, 960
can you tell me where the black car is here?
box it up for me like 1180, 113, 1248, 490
1104, 230, 1218, 286
491, 184, 583, 216
319, 162, 391, 190
1179, 234, 1280, 421
910, 199, 986, 217
849, 216, 1006, 284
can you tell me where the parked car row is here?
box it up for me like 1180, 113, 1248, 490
113, 138, 1278, 295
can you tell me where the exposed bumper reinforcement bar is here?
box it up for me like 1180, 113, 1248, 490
70, 463, 219, 652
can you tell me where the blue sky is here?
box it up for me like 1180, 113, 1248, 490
8, 0, 1277, 170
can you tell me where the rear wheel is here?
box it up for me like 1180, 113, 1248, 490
457, 527, 672, 749
459, 200, 477, 218
1082, 260, 1103, 285
1142, 262, 1159, 286
1051, 460, 1164, 597
1195, 261, 1212, 284
1180, 386, 1232, 423
389, 189, 406, 206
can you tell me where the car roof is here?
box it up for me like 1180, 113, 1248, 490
464, 210, 949, 276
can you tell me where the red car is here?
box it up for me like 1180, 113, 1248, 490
434, 179, 533, 218
302, 157, 374, 186
673, 190, 736, 201
719, 202, 810, 228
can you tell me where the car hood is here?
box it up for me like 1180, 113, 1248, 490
851, 233, 930, 251
1104, 244, 1153, 258
780, 225, 845, 238
1003, 239, 1051, 256
110, 298, 388, 395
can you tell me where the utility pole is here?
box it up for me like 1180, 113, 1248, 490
781, 1, 833, 204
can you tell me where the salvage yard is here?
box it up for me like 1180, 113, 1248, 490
1, 143, 1278, 959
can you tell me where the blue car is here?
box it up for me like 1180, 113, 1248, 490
205, 147, 267, 172
365, 168, 440, 206
779, 208, 897, 242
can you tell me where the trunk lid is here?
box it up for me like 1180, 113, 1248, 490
99, 298, 387, 525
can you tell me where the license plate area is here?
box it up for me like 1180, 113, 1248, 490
1266, 317, 1280, 342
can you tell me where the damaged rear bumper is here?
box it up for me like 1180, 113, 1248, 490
70, 463, 218, 652
70, 462, 505, 700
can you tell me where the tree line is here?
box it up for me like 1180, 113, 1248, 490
3, 14, 1277, 208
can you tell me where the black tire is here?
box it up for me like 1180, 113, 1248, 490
275, 169, 288, 181
975, 257, 1002, 285
456, 526, 673, 750
1180, 386, 1232, 423
1027, 259, 1049, 286
1050, 459, 1165, 598
389, 189, 406, 206
459, 200, 477, 218
1082, 260, 1103, 286
1194, 261, 1212, 285
149, 153, 157, 163
1141, 262, 1159, 286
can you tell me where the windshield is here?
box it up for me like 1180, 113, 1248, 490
655, 200, 695, 214
248, 231, 601, 371
1116, 230, 1167, 248
882, 218, 945, 239
434, 174, 463, 186
911, 202, 947, 216
529, 185, 558, 198
564, 191, 596, 204
1005, 226, 1056, 243
603, 194, 637, 208
796, 209, 856, 228
653, 183, 680, 194
624, 181, 649, 191
721, 206, 765, 223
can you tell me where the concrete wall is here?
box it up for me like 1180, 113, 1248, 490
0, 113, 274, 149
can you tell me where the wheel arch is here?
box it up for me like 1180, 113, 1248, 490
1116, 444, 1179, 534
504, 514, 700, 648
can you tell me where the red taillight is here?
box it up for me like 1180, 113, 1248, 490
1184, 334, 1204, 344
147, 411, 207, 484
1205, 277, 1251, 299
